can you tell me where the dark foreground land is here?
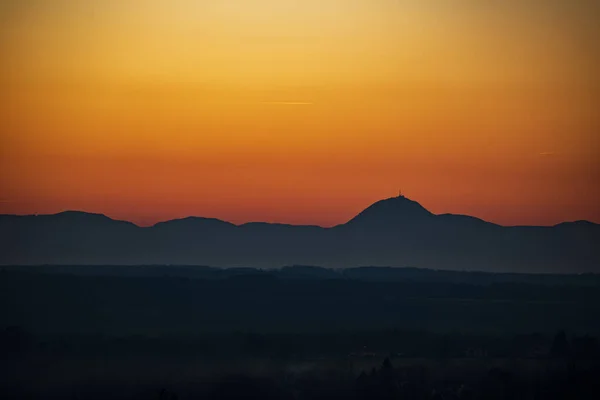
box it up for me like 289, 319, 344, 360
2, 266, 600, 399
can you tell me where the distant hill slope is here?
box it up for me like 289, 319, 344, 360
1, 196, 599, 273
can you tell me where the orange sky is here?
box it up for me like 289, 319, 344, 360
1, 0, 599, 227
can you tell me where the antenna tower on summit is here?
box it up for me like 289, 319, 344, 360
398, 188, 403, 198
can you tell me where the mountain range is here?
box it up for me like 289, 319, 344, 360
1, 196, 598, 273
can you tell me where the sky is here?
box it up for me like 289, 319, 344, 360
1, 0, 599, 227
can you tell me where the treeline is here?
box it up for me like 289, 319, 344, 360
3, 265, 600, 285
2, 335, 599, 399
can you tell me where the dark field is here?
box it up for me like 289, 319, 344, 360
2, 266, 600, 399
3, 266, 600, 335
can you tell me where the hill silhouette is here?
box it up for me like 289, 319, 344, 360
343, 195, 435, 229
1, 196, 598, 273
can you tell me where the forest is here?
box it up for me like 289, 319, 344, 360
2, 266, 600, 398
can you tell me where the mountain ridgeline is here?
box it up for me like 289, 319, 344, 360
1, 196, 598, 273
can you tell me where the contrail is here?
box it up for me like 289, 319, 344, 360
261, 101, 313, 105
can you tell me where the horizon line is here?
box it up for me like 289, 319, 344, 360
1, 195, 595, 229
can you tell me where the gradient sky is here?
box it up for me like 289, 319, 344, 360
1, 0, 599, 226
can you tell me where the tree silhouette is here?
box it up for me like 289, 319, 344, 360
551, 330, 569, 358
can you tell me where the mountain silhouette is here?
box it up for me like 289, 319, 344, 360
343, 196, 434, 229
1, 196, 598, 273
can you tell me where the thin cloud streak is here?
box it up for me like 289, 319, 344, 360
261, 101, 314, 105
